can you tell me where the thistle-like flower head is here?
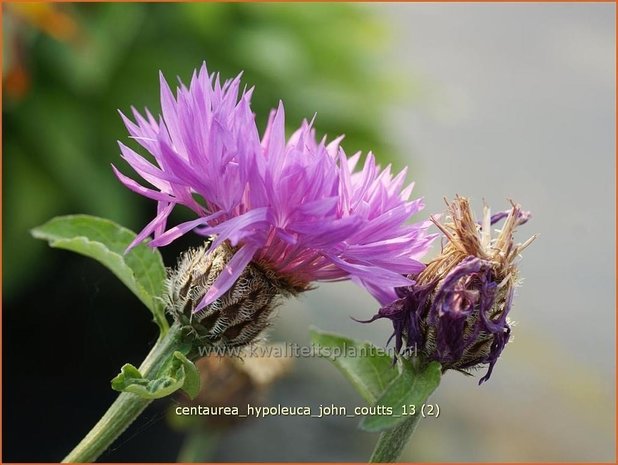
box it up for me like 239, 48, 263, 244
113, 62, 434, 345
367, 196, 535, 383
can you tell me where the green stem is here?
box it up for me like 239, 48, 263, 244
177, 428, 220, 463
369, 414, 422, 462
63, 322, 185, 463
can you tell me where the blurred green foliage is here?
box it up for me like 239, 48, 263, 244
3, 3, 409, 297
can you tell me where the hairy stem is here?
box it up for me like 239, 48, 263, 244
63, 322, 185, 463
369, 414, 423, 462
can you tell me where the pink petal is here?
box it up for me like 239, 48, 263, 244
195, 243, 259, 311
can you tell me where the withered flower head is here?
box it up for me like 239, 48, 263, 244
366, 196, 535, 384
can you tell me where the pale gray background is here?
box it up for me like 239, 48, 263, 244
218, 4, 615, 462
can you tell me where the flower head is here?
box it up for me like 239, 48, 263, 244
113, 62, 434, 333
366, 196, 535, 383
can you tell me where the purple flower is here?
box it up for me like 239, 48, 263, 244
113, 62, 435, 314
366, 197, 535, 384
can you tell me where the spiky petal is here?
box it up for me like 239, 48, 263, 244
114, 62, 435, 312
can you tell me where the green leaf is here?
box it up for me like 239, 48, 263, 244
359, 360, 441, 432
173, 351, 200, 400
111, 363, 183, 399
310, 328, 399, 404
31, 215, 169, 334
110, 352, 201, 400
